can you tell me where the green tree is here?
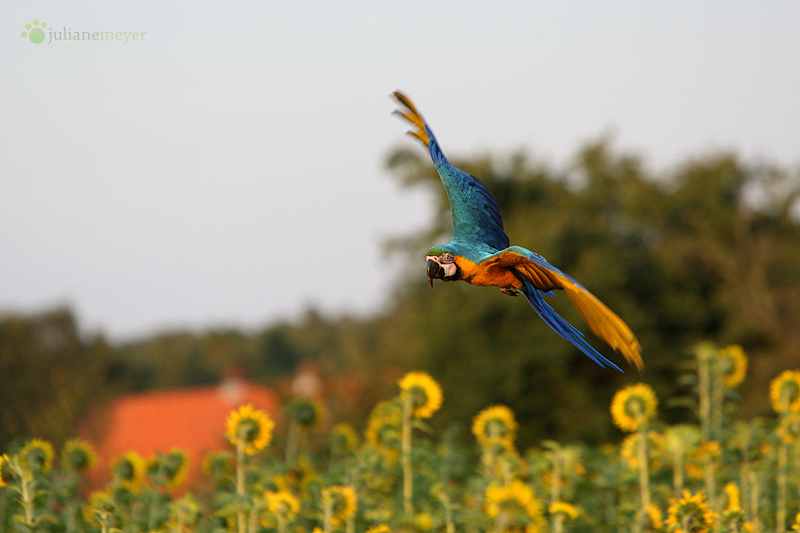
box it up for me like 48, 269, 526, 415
0, 308, 114, 448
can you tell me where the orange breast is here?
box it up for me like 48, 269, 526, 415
455, 257, 522, 289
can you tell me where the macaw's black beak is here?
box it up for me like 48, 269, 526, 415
427, 258, 444, 287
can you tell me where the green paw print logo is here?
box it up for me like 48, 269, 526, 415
21, 18, 47, 44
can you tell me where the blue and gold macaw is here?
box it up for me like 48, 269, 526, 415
393, 91, 644, 373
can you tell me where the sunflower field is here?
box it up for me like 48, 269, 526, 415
1, 344, 799, 533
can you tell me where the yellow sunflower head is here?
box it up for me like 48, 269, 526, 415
719, 482, 748, 530
777, 412, 800, 444
226, 404, 275, 455
610, 383, 658, 432
398, 371, 443, 419
718, 345, 748, 388
0, 454, 17, 487
111, 451, 145, 488
266, 489, 301, 520
647, 503, 663, 530
365, 400, 402, 452
321, 485, 358, 526
770, 370, 800, 414
202, 451, 235, 478
61, 439, 98, 473
83, 489, 116, 525
167, 493, 202, 529
286, 398, 326, 431
330, 422, 360, 455
722, 482, 741, 512
664, 424, 702, 457
620, 430, 664, 470
665, 490, 717, 533
20, 438, 54, 474
485, 480, 546, 532
150, 448, 190, 489
548, 501, 579, 521
472, 405, 519, 449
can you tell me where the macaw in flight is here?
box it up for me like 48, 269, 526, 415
392, 91, 644, 373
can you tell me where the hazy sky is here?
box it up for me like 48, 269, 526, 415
2, 2, 799, 341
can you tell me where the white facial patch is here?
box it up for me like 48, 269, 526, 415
426, 255, 457, 278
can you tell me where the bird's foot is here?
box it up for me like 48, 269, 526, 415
500, 288, 518, 297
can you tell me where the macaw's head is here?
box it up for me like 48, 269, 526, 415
425, 245, 458, 287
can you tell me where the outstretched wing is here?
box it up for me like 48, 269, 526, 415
393, 91, 509, 251
483, 247, 644, 372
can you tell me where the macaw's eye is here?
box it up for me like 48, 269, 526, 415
441, 253, 454, 263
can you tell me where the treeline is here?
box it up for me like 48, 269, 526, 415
2, 139, 799, 450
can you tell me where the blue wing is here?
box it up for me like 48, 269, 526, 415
393, 91, 510, 251
517, 276, 623, 372
482, 247, 643, 372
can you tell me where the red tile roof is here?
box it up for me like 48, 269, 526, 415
84, 378, 280, 488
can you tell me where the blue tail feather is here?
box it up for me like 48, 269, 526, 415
518, 278, 622, 372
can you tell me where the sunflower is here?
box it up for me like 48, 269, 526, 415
0, 454, 15, 487
286, 398, 326, 431
202, 451, 234, 478
620, 430, 664, 470
149, 448, 191, 488
330, 422, 359, 455
82, 489, 116, 525
647, 504, 664, 530
61, 439, 98, 473
664, 490, 716, 533
548, 501, 579, 521
472, 405, 519, 449
719, 482, 749, 531
777, 412, 800, 444
696, 440, 722, 461
610, 383, 658, 432
365, 400, 402, 453
484, 480, 544, 525
718, 345, 748, 388
321, 485, 358, 526
722, 482, 741, 512
226, 404, 275, 455
398, 371, 443, 419
111, 451, 145, 488
20, 438, 55, 474
266, 489, 301, 520
167, 493, 202, 529
769, 370, 800, 414
664, 425, 701, 457
415, 513, 433, 531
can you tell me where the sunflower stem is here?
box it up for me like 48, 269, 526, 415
553, 513, 565, 533
147, 462, 164, 532
698, 348, 712, 441
323, 497, 333, 533
19, 470, 36, 529
636, 427, 650, 533
550, 452, 562, 505
747, 470, 761, 533
248, 504, 258, 533
441, 491, 455, 533
402, 393, 414, 515
236, 437, 247, 533
285, 420, 299, 465
672, 442, 685, 497
777, 439, 787, 532
710, 349, 726, 441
